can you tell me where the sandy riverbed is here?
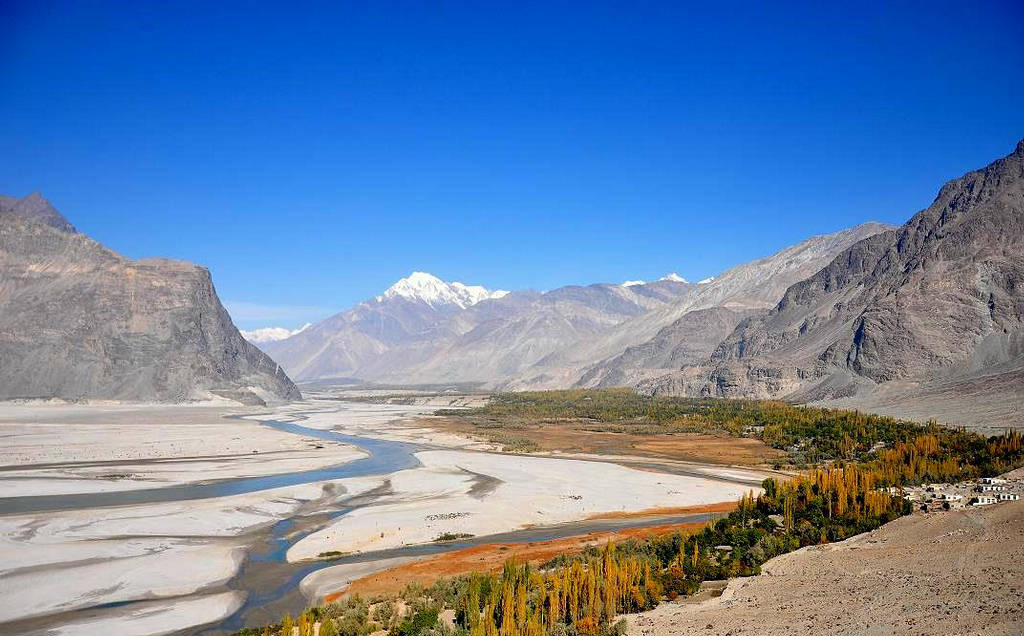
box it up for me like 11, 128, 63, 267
0, 399, 758, 636
0, 404, 365, 495
0, 402, 381, 635
288, 449, 754, 560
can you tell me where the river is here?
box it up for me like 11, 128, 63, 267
0, 403, 750, 636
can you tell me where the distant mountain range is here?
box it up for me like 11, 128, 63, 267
5, 140, 1021, 422
260, 140, 1023, 427
0, 193, 300, 404
262, 223, 891, 390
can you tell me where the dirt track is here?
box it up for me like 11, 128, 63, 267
626, 501, 1024, 635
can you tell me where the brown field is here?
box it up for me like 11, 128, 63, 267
630, 438, 782, 466
425, 415, 784, 467
329, 504, 735, 602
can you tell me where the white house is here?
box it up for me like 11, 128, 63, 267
998, 493, 1020, 501
974, 496, 998, 506
978, 484, 1007, 492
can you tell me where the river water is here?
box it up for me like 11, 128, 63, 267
0, 415, 424, 516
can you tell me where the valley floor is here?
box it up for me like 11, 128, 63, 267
0, 395, 769, 636
625, 497, 1024, 636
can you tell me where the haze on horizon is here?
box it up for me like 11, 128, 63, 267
1, 1, 1022, 329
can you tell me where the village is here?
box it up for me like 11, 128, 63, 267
902, 474, 1024, 512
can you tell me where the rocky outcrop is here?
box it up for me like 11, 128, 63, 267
0, 193, 300, 403
641, 140, 1024, 426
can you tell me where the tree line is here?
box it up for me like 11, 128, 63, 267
441, 390, 1024, 482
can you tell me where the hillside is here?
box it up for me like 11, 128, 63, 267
642, 140, 1024, 429
0, 193, 300, 403
628, 499, 1024, 636
559, 222, 893, 388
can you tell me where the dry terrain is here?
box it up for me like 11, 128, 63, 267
426, 414, 785, 466
626, 500, 1024, 636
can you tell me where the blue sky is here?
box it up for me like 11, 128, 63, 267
2, 1, 1022, 329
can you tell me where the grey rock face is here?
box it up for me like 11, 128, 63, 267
642, 140, 1024, 426
0, 194, 300, 403
565, 222, 892, 389
575, 306, 752, 388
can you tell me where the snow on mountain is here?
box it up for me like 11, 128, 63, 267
698, 276, 715, 284
241, 323, 311, 344
659, 273, 689, 283
376, 271, 508, 308
621, 280, 645, 287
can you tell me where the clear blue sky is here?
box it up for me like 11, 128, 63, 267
2, 1, 1022, 329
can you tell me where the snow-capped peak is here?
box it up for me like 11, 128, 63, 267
698, 276, 716, 284
377, 271, 508, 308
621, 280, 645, 287
659, 272, 689, 283
240, 323, 311, 344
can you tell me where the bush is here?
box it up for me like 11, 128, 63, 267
390, 608, 439, 636
371, 600, 396, 631
609, 618, 629, 636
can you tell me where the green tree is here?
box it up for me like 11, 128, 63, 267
319, 618, 338, 636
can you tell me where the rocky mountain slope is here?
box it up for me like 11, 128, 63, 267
0, 193, 300, 404
574, 306, 752, 388
642, 140, 1024, 428
265, 224, 890, 389
567, 222, 892, 389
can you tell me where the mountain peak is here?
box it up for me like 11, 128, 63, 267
0, 192, 77, 233
240, 323, 311, 344
378, 271, 508, 308
659, 273, 689, 283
